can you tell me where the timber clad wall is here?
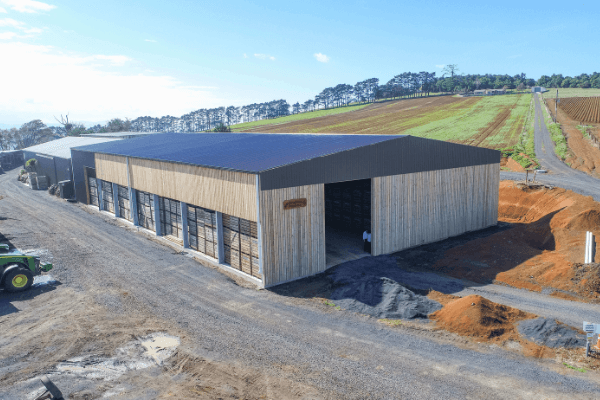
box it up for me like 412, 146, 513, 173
260, 183, 326, 287
95, 154, 128, 187
94, 154, 257, 221
371, 163, 500, 256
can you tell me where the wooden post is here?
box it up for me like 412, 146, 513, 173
525, 170, 529, 185
533, 170, 537, 183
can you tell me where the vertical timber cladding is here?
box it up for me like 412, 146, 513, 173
259, 183, 326, 287
159, 197, 183, 240
101, 181, 114, 213
222, 214, 260, 279
187, 205, 218, 259
371, 163, 500, 256
127, 157, 257, 221
136, 190, 155, 231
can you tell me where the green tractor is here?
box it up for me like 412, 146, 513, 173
0, 244, 53, 292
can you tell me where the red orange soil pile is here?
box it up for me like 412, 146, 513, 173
429, 295, 535, 342
432, 181, 600, 300
500, 156, 526, 172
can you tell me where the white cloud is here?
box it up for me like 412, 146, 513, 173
92, 54, 131, 66
144, 39, 156, 43
0, 42, 223, 124
0, 6, 6, 12
0, 31, 16, 39
313, 52, 329, 63
435, 64, 445, 69
0, 17, 43, 36
0, 17, 24, 27
254, 53, 275, 61
243, 53, 248, 58
0, 0, 56, 13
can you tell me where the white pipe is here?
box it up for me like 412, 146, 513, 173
583, 232, 590, 264
585, 231, 591, 264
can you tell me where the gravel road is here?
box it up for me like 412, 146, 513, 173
500, 93, 600, 201
1, 170, 600, 399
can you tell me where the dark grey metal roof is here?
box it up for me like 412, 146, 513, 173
73, 132, 500, 191
73, 132, 403, 173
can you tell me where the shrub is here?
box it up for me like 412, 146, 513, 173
25, 158, 37, 172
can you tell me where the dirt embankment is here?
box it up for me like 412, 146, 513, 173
501, 156, 531, 172
546, 98, 600, 177
432, 181, 600, 300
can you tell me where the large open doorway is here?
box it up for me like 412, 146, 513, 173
325, 178, 372, 267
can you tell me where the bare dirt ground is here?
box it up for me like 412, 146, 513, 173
2, 169, 600, 399
546, 98, 600, 177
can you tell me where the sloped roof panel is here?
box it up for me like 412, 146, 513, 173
23, 136, 120, 159
74, 132, 402, 173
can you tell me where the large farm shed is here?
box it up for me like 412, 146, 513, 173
71, 132, 500, 287
22, 137, 120, 187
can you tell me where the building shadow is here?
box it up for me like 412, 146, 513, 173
270, 210, 561, 303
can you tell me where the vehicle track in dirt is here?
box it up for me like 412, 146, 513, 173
1, 170, 600, 399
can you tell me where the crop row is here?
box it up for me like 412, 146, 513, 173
557, 97, 600, 123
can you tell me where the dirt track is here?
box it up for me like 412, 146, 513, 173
2, 170, 600, 399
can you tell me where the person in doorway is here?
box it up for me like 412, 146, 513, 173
363, 229, 371, 254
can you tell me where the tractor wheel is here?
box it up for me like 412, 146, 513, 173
4, 266, 33, 292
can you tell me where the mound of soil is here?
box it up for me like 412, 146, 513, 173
330, 276, 442, 319
517, 318, 585, 348
432, 181, 600, 299
430, 295, 535, 341
505, 157, 526, 172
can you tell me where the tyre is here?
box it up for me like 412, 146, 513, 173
4, 266, 34, 292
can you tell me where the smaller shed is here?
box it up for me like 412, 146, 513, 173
0, 150, 23, 170
22, 137, 120, 187
473, 89, 486, 96
532, 86, 547, 93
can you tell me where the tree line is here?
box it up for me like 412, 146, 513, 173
3, 67, 600, 149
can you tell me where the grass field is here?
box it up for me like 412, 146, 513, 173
541, 88, 600, 98
403, 94, 531, 148
230, 103, 369, 131
239, 94, 531, 150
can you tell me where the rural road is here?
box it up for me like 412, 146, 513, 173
1, 170, 600, 399
500, 93, 600, 201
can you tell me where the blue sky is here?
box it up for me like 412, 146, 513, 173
0, 0, 598, 127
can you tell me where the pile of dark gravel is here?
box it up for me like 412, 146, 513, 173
330, 276, 442, 319
328, 255, 460, 319
517, 317, 586, 348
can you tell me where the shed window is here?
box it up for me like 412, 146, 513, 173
88, 177, 99, 207
159, 197, 182, 239
101, 181, 114, 213
187, 205, 217, 259
223, 214, 260, 278
136, 190, 155, 231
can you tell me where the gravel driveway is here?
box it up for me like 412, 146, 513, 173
1, 170, 600, 399
500, 93, 600, 201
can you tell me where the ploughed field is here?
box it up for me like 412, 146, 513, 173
238, 94, 531, 150
545, 97, 600, 177
555, 97, 600, 123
